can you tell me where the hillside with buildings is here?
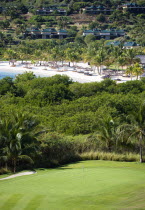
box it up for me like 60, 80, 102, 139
1, 0, 145, 46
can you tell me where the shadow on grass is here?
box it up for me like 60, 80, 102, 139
36, 160, 82, 171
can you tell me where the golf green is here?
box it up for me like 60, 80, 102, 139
0, 160, 145, 210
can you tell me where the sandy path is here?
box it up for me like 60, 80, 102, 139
0, 171, 36, 180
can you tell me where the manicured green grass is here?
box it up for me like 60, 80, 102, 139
0, 160, 145, 210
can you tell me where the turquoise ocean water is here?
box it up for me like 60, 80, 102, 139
0, 71, 17, 79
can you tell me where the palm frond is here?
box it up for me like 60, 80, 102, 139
18, 155, 34, 164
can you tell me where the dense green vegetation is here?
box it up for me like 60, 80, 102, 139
1, 0, 145, 174
1, 160, 145, 209
1, 3, 145, 210
1, 72, 145, 172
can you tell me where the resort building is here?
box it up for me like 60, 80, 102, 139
41, 28, 57, 39
24, 28, 68, 39
123, 42, 139, 49
106, 41, 121, 46
83, 29, 125, 40
106, 41, 139, 49
120, 3, 145, 14
36, 7, 66, 15
83, 5, 113, 15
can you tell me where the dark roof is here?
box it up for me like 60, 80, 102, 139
42, 28, 57, 32
83, 30, 94, 33
124, 42, 137, 47
58, 29, 67, 33
106, 41, 121, 46
106, 41, 138, 47
122, 3, 145, 8
123, 3, 138, 7
115, 30, 124, 33
97, 5, 105, 9
101, 30, 111, 33
26, 28, 67, 34
85, 5, 107, 10
86, 6, 97, 9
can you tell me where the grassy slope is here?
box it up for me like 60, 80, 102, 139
0, 160, 145, 210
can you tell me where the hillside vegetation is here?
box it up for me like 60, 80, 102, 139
1, 0, 145, 46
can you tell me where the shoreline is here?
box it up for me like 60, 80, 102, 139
0, 61, 137, 83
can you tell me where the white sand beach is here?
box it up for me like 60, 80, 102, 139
0, 61, 137, 83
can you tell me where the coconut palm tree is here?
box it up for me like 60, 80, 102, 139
91, 55, 103, 75
119, 102, 145, 163
133, 63, 144, 80
17, 46, 30, 64
91, 48, 107, 75
4, 49, 17, 65
65, 47, 81, 70
111, 46, 123, 75
50, 47, 61, 68
117, 55, 127, 71
34, 50, 42, 66
18, 52, 26, 64
0, 117, 21, 172
125, 66, 134, 80
104, 57, 114, 71
0, 113, 40, 173
57, 47, 66, 66
82, 47, 96, 63
124, 48, 140, 67
96, 115, 119, 152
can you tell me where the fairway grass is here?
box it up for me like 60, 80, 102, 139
0, 160, 145, 210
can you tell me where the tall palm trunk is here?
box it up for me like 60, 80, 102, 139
97, 66, 99, 75
107, 140, 112, 152
131, 73, 133, 81
100, 65, 102, 75
98, 66, 101, 75
5, 162, 8, 170
13, 158, 16, 173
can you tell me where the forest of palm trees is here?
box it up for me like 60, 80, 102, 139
2, 39, 144, 79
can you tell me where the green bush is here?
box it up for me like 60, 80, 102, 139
0, 168, 11, 175
38, 133, 79, 167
